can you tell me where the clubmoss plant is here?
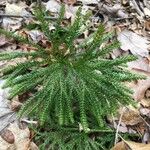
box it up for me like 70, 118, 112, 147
0, 5, 143, 137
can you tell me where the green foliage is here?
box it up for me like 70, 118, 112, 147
0, 5, 144, 149
33, 123, 115, 150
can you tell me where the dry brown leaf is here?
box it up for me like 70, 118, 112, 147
145, 20, 150, 31
119, 107, 142, 125
112, 140, 150, 150
61, 0, 77, 5
27, 30, 44, 43
0, 36, 8, 47
5, 2, 29, 16
118, 30, 149, 57
140, 99, 150, 107
125, 140, 150, 150
128, 58, 150, 73
140, 108, 150, 116
45, 0, 61, 13
10, 100, 22, 111
132, 78, 150, 101
0, 122, 39, 150
111, 141, 127, 150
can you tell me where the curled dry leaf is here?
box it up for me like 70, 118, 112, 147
118, 30, 149, 57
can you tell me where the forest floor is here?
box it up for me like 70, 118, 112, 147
0, 0, 150, 149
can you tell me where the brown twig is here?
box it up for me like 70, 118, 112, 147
115, 17, 133, 21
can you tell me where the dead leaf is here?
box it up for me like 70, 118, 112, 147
10, 100, 22, 111
128, 57, 150, 73
61, 0, 77, 5
132, 78, 150, 101
112, 140, 150, 150
118, 30, 149, 57
142, 129, 150, 144
45, 0, 61, 13
144, 8, 150, 17
145, 20, 150, 31
0, 122, 39, 150
30, 142, 39, 150
125, 140, 150, 150
0, 0, 7, 5
111, 141, 127, 150
27, 30, 44, 43
77, 0, 99, 5
2, 17, 22, 30
140, 99, 150, 107
0, 80, 17, 133
140, 108, 150, 116
119, 107, 142, 125
0, 36, 8, 47
5, 2, 29, 16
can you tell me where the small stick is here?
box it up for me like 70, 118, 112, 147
114, 107, 125, 145
21, 119, 38, 124
115, 17, 133, 21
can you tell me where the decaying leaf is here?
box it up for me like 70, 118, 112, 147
111, 141, 127, 150
61, 0, 77, 5
118, 30, 149, 57
77, 0, 99, 5
112, 140, 150, 150
130, 77, 150, 101
118, 107, 142, 125
5, 2, 29, 16
0, 36, 8, 47
140, 108, 150, 116
45, 0, 61, 13
125, 140, 150, 150
28, 30, 44, 43
128, 57, 150, 73
0, 80, 17, 133
0, 122, 39, 150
